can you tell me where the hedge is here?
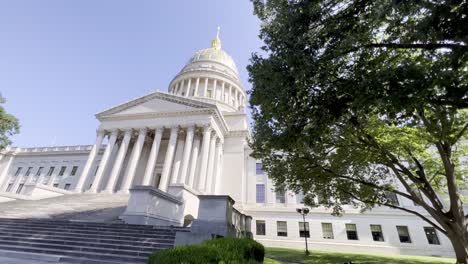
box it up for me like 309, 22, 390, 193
148, 238, 265, 264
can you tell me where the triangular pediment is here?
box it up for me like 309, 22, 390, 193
96, 91, 218, 119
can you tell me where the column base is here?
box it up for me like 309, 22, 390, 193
117, 189, 130, 194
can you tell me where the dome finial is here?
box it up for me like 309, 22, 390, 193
211, 26, 222, 50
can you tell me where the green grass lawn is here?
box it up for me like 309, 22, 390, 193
265, 247, 455, 264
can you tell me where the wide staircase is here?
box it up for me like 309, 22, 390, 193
0, 194, 189, 263
0, 218, 187, 263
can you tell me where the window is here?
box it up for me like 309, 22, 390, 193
322, 223, 334, 239
64, 184, 71, 190
53, 184, 59, 188
47, 167, 55, 176
396, 226, 411, 243
14, 167, 22, 176
256, 220, 266, 236
370, 225, 384, 242
256, 184, 265, 203
277, 221, 287, 237
58, 166, 66, 176
35, 167, 44, 177
94, 166, 99, 176
6, 184, 13, 192
70, 166, 78, 176
424, 227, 440, 245
255, 163, 264, 175
16, 184, 24, 194
385, 191, 399, 206
275, 191, 285, 204
25, 167, 33, 177
299, 222, 310, 238
296, 191, 305, 204
317, 194, 328, 205
346, 224, 358, 240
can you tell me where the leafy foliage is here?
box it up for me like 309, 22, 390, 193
148, 238, 265, 264
0, 94, 19, 150
248, 0, 467, 261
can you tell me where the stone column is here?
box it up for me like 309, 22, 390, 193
89, 130, 118, 192
103, 129, 132, 193
194, 77, 200, 96
159, 126, 179, 192
170, 133, 185, 185
197, 125, 211, 191
234, 89, 239, 109
203, 78, 208, 97
228, 85, 232, 106
187, 133, 201, 188
0, 155, 15, 190
185, 78, 191, 97
204, 135, 217, 193
120, 128, 147, 192
178, 125, 195, 184
221, 81, 226, 103
212, 79, 217, 99
75, 130, 105, 192
212, 141, 223, 194
180, 79, 185, 96
142, 127, 163, 186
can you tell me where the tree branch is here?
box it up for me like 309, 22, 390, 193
342, 42, 467, 55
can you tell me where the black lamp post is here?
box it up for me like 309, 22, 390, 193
296, 207, 310, 256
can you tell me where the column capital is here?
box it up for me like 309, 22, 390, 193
109, 129, 119, 136
202, 124, 211, 132
96, 129, 105, 136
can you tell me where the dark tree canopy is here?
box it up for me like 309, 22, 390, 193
248, 0, 467, 262
0, 95, 19, 150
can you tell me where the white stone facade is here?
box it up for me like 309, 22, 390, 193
0, 34, 455, 258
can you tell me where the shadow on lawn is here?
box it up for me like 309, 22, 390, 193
265, 247, 453, 264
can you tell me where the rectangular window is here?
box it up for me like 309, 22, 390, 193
424, 227, 440, 245
256, 184, 265, 203
70, 166, 78, 176
25, 167, 33, 177
277, 221, 287, 237
35, 167, 44, 177
299, 222, 310, 238
6, 184, 13, 192
64, 184, 71, 190
296, 191, 305, 204
53, 184, 59, 188
370, 225, 384, 242
58, 166, 66, 176
396, 226, 411, 243
275, 191, 285, 204
256, 220, 266, 236
322, 223, 334, 239
14, 167, 22, 176
16, 184, 24, 194
255, 163, 264, 175
47, 167, 55, 176
346, 224, 359, 240
385, 191, 399, 206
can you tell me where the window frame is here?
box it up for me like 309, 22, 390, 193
321, 223, 334, 239
370, 224, 385, 242
14, 167, 22, 176
35, 167, 44, 177
396, 226, 412, 243
275, 190, 286, 204
256, 184, 266, 203
345, 224, 359, 240
424, 227, 441, 245
255, 163, 264, 175
58, 166, 67, 177
47, 167, 55, 177
256, 220, 266, 236
70, 166, 78, 176
276, 221, 288, 237
299, 222, 310, 238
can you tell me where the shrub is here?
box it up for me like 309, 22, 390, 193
148, 244, 221, 264
147, 238, 265, 264
204, 237, 265, 263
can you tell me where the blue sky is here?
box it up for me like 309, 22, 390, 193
0, 0, 262, 147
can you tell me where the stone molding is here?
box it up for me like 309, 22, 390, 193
129, 185, 183, 205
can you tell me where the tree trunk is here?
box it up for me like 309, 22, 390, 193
447, 229, 468, 264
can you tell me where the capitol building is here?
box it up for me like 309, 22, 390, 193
0, 33, 455, 259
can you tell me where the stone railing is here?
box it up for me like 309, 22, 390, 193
9, 145, 93, 154
175, 195, 252, 245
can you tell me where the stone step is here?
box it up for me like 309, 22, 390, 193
0, 218, 188, 231
0, 226, 176, 240
0, 231, 175, 245
0, 222, 177, 235
0, 235, 173, 251
0, 244, 147, 263
0, 239, 157, 257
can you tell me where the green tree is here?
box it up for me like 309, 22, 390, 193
248, 0, 468, 262
0, 94, 19, 150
